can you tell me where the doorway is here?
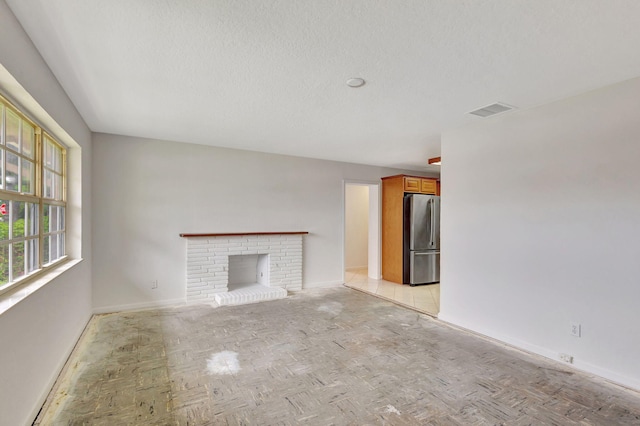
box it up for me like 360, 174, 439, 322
343, 182, 380, 281
343, 180, 440, 317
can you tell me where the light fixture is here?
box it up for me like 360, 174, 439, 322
346, 78, 365, 88
428, 156, 441, 166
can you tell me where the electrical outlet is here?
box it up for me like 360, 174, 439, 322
151, 280, 158, 289
570, 322, 581, 337
559, 353, 574, 364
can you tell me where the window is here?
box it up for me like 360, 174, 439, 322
0, 95, 66, 291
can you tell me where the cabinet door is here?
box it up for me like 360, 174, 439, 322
421, 179, 437, 194
404, 177, 421, 193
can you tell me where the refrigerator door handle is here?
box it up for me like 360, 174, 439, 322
426, 198, 431, 247
410, 195, 417, 250
415, 251, 440, 255
430, 199, 435, 247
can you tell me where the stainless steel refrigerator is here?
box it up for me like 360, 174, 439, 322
403, 193, 440, 285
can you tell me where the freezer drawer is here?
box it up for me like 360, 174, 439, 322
409, 251, 440, 285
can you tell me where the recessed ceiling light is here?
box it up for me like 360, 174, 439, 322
346, 78, 365, 88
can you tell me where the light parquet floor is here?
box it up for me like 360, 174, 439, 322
36, 288, 640, 425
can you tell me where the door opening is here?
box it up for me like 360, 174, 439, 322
344, 182, 380, 281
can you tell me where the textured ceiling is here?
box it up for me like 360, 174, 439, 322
7, 1, 640, 171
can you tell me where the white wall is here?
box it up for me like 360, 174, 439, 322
440, 76, 640, 390
92, 133, 433, 312
367, 186, 381, 280
0, 1, 93, 425
345, 185, 369, 269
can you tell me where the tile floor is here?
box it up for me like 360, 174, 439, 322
344, 268, 440, 316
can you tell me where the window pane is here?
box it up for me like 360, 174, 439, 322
48, 204, 59, 232
58, 234, 65, 259
0, 149, 4, 189
44, 204, 50, 232
44, 169, 53, 199
6, 109, 20, 152
21, 121, 35, 159
56, 206, 62, 231
0, 199, 8, 241
50, 174, 56, 200
27, 239, 38, 273
25, 202, 38, 237
44, 138, 53, 168
53, 145, 62, 173
43, 170, 53, 198
43, 235, 50, 265
45, 138, 63, 172
53, 174, 62, 200
0, 244, 8, 286
50, 234, 58, 263
11, 200, 25, 238
6, 151, 18, 191
21, 158, 34, 194
60, 207, 65, 231
12, 241, 25, 280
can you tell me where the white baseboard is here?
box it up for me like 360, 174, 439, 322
92, 298, 186, 314
345, 265, 368, 271
437, 313, 640, 392
302, 280, 344, 289
29, 312, 92, 425
572, 359, 640, 392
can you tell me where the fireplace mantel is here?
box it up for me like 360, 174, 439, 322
180, 231, 308, 238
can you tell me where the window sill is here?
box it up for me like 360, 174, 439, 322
0, 258, 83, 315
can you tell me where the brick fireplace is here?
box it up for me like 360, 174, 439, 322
180, 232, 307, 306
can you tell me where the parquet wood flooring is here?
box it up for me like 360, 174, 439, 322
36, 288, 640, 425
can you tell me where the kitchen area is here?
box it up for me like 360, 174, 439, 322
344, 174, 441, 316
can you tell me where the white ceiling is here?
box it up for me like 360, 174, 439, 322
7, 1, 640, 171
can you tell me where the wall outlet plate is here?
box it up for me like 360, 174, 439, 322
559, 353, 574, 364
570, 322, 581, 337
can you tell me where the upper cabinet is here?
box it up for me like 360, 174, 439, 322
401, 175, 439, 195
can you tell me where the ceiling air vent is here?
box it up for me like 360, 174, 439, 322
468, 102, 514, 118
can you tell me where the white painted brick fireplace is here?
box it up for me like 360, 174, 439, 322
181, 232, 306, 305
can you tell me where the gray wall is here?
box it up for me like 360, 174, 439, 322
92, 133, 434, 312
440, 77, 640, 390
0, 1, 93, 425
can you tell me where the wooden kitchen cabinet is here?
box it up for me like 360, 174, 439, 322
381, 174, 439, 284
403, 176, 421, 192
402, 176, 437, 195
421, 178, 437, 194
